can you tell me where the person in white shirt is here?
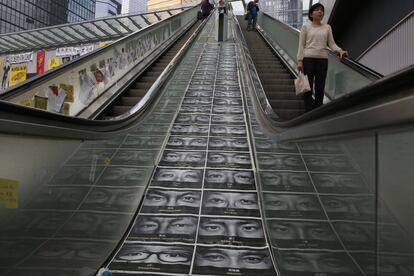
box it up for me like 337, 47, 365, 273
297, 3, 348, 111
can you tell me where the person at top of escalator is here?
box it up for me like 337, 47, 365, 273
246, 0, 259, 31
297, 3, 348, 111
201, 0, 214, 19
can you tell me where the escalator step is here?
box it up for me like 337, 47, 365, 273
144, 71, 162, 77
257, 68, 289, 74
108, 105, 131, 116
269, 99, 304, 109
150, 66, 167, 71
260, 78, 293, 85
265, 91, 299, 100
128, 88, 147, 97
118, 96, 141, 106
262, 84, 295, 91
135, 82, 153, 89
260, 72, 293, 79
275, 108, 305, 120
140, 76, 157, 83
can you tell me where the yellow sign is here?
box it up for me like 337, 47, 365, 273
8, 64, 26, 87
0, 57, 4, 82
60, 83, 74, 103
48, 57, 61, 70
0, 178, 19, 208
19, 97, 32, 106
62, 102, 71, 115
34, 95, 48, 110
99, 40, 113, 47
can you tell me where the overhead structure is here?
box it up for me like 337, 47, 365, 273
0, 6, 191, 55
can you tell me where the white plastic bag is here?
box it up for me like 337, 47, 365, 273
294, 72, 311, 95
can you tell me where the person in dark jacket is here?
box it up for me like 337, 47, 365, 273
1, 59, 10, 90
201, 0, 214, 19
246, 0, 259, 31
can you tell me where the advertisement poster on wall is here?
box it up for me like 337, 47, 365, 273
48, 57, 61, 70
36, 50, 45, 75
8, 64, 26, 87
8, 52, 33, 64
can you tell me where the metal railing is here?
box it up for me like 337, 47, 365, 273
358, 11, 414, 76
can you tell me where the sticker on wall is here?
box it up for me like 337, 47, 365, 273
0, 178, 19, 208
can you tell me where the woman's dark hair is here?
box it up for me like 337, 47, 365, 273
308, 3, 325, 21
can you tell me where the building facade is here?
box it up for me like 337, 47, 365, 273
147, 0, 181, 11
95, 0, 122, 18
259, 0, 303, 29
0, 0, 96, 34
121, 0, 147, 14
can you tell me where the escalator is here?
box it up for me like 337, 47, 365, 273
0, 7, 414, 276
238, 17, 305, 120
98, 20, 202, 119
0, 6, 205, 124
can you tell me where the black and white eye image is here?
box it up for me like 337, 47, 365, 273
202, 191, 259, 217
160, 150, 205, 168
263, 193, 325, 219
111, 243, 193, 274
130, 215, 197, 243
268, 220, 341, 250
198, 217, 265, 247
205, 169, 255, 190
141, 188, 201, 214
193, 247, 275, 275
151, 168, 203, 188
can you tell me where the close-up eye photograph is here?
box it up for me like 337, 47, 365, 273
141, 188, 201, 214
193, 246, 275, 275
1, 0, 411, 275
111, 243, 193, 274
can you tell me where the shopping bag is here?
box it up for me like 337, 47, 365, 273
244, 12, 250, 20
294, 72, 311, 95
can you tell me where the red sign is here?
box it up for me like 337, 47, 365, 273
36, 50, 45, 75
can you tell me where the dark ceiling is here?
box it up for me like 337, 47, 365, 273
328, 0, 414, 59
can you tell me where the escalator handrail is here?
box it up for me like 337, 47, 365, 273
0, 5, 199, 101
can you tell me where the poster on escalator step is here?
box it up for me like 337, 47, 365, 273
150, 168, 203, 188
159, 150, 206, 168
140, 188, 201, 214
198, 217, 266, 247
192, 246, 276, 276
204, 169, 255, 190
201, 191, 260, 217
128, 215, 198, 243
275, 250, 363, 276
166, 136, 208, 151
267, 219, 343, 250
109, 243, 193, 274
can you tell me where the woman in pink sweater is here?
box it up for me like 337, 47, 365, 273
297, 3, 348, 111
